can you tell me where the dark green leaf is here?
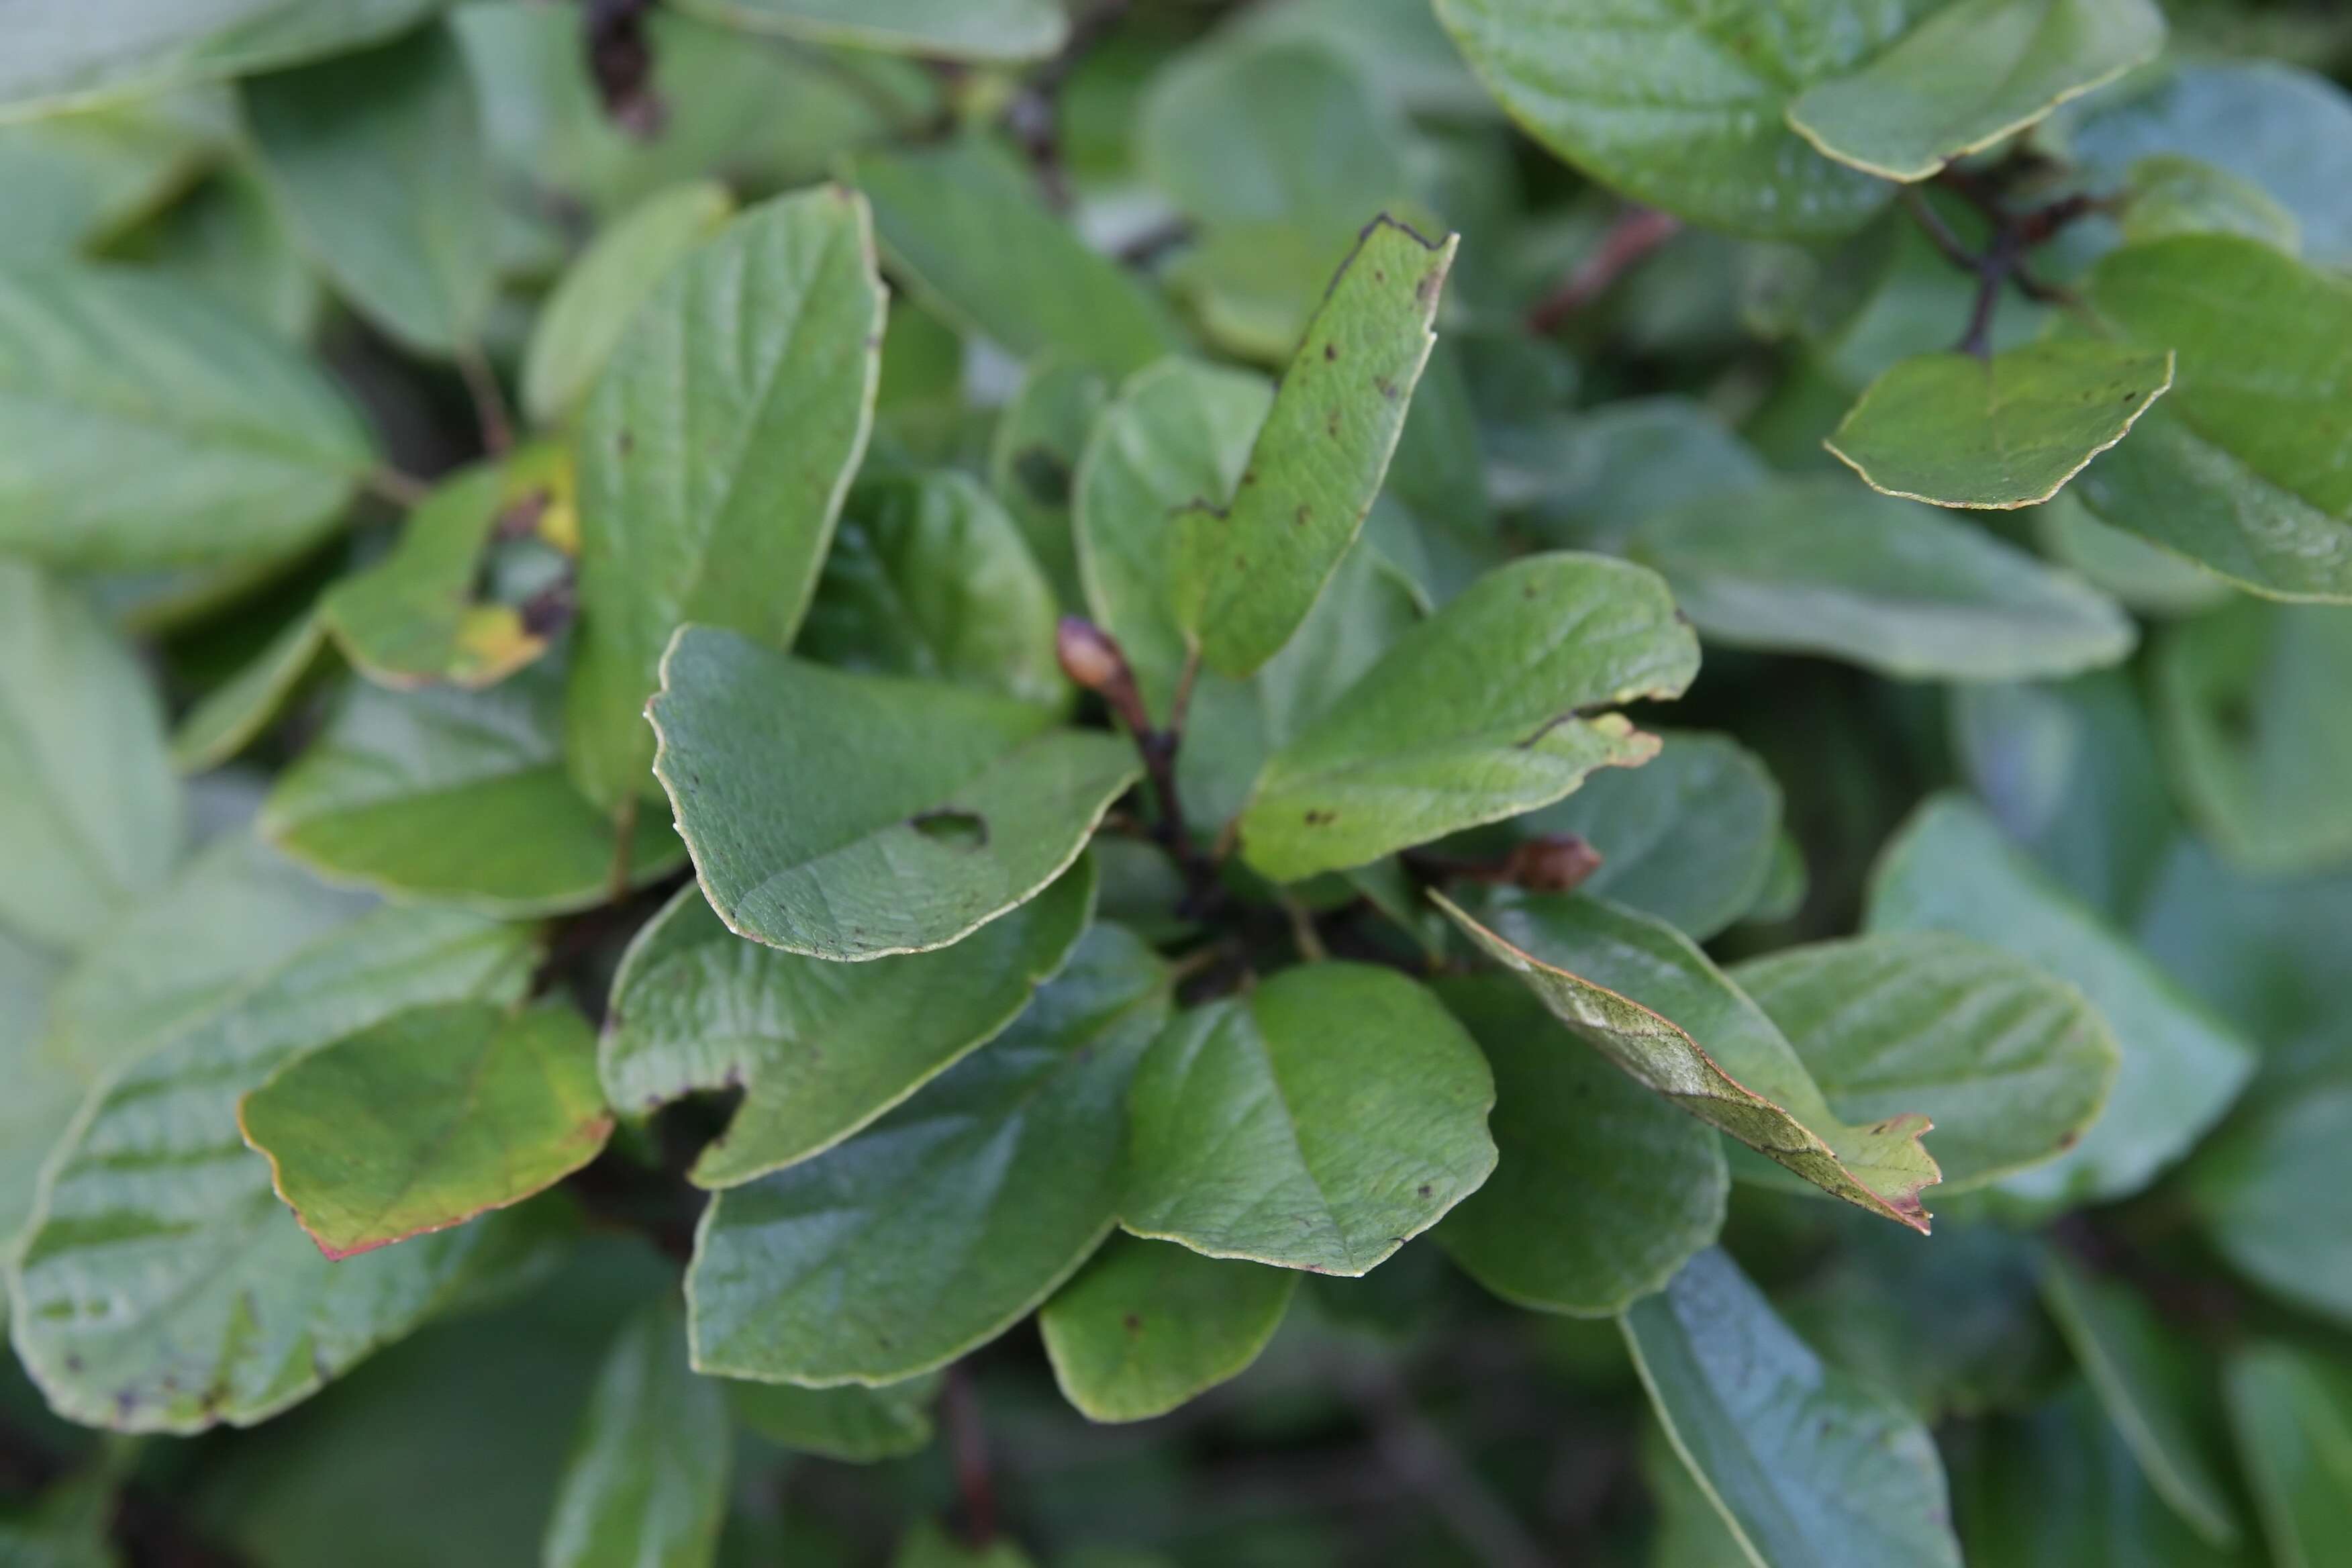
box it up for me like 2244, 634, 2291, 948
170, 605, 331, 774
2186, 1077, 2352, 1327
649, 627, 1134, 961
726, 1373, 938, 1463
0, 562, 179, 949
1622, 1248, 1962, 1568
853, 138, 1182, 376
687, 924, 1167, 1385
243, 21, 497, 356
2155, 600, 2352, 873
1077, 358, 1271, 716
0, 0, 441, 119
262, 663, 685, 918
1867, 794, 2255, 1210
1827, 341, 2173, 510
522, 181, 735, 427
602, 859, 1093, 1189
1506, 731, 1781, 942
2225, 1342, 2352, 1567
800, 471, 1066, 709
989, 355, 1109, 611
7, 903, 538, 1431
1169, 217, 1455, 679
2041, 1253, 2240, 1549
669, 0, 1066, 61
0, 266, 371, 570
1629, 476, 2135, 681
1435, 0, 1928, 238
1122, 963, 1498, 1276
1732, 934, 2119, 1192
565, 185, 885, 810
1039, 1236, 1296, 1422
1237, 554, 1698, 881
2075, 234, 2352, 601
1787, 0, 2164, 182
1434, 976, 1725, 1317
543, 1305, 731, 1568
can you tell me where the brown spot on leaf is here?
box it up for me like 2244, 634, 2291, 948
1417, 1184, 1431, 1198
1122, 1313, 1142, 1334
617, 430, 635, 457
1304, 809, 1336, 826
1324, 343, 1338, 362
1294, 504, 1311, 526
1374, 377, 1397, 400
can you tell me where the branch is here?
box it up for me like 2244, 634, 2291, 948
944, 1367, 999, 1547
1525, 207, 1681, 334
454, 344, 514, 457
1057, 618, 1219, 911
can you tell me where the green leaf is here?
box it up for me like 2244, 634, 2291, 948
2054, 59, 2352, 267
2225, 1342, 2352, 1568
1730, 934, 2119, 1193
1038, 1236, 1296, 1423
1628, 476, 2136, 681
0, 562, 178, 950
1950, 669, 2181, 921
1826, 340, 2174, 509
2120, 155, 2302, 252
0, 89, 227, 263
37, 834, 369, 1083
1168, 217, 1456, 679
1432, 975, 1724, 1318
7, 902, 538, 1432
1177, 541, 1424, 834
1122, 963, 1497, 1277
1505, 732, 1781, 943
243, 21, 497, 357
2186, 1077, 2352, 1327
2032, 493, 2231, 618
687, 924, 1168, 1385
0, 0, 441, 120
1077, 358, 1273, 716
0, 265, 372, 570
0, 929, 73, 1249
649, 627, 1136, 961
1435, 0, 1929, 239
1236, 554, 1698, 882
1139, 39, 1403, 234
895, 1523, 1038, 1568
669, 0, 1065, 61
522, 181, 736, 428
726, 1373, 939, 1463
989, 355, 1110, 611
2074, 234, 2352, 601
2155, 600, 2352, 874
240, 1001, 609, 1260
565, 184, 885, 811
2041, 1253, 2241, 1549
1622, 1249, 1962, 1568
1437, 891, 1940, 1232
853, 138, 1183, 377
544, 1304, 731, 1568
799, 472, 1066, 709
1787, 0, 2164, 182
170, 605, 331, 774
603, 859, 1093, 1189
1867, 794, 2255, 1210
1956, 1381, 2247, 1566
321, 458, 561, 691
1493, 398, 1767, 554
262, 663, 685, 918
